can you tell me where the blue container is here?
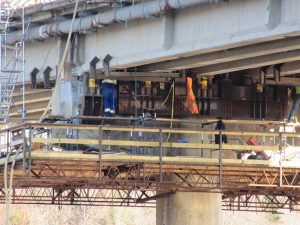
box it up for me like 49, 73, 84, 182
177, 139, 188, 143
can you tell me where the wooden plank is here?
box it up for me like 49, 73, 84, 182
281, 133, 300, 138
13, 97, 50, 106
28, 151, 297, 168
32, 137, 279, 151
30, 123, 100, 131
29, 123, 283, 137
9, 108, 50, 117
13, 89, 52, 97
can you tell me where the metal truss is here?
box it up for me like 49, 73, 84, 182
0, 158, 299, 211
30, 162, 300, 190
222, 191, 300, 213
0, 187, 157, 207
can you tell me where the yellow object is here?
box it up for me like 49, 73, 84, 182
145, 81, 151, 89
89, 78, 96, 88
296, 86, 300, 94
257, 83, 263, 92
200, 78, 208, 90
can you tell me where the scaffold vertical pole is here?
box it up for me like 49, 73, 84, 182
22, 7, 26, 122
279, 132, 283, 187
6, 129, 9, 156
130, 127, 133, 155
159, 128, 163, 183
219, 131, 223, 187
27, 124, 32, 176
201, 132, 204, 158
22, 125, 27, 175
99, 125, 103, 179
262, 126, 266, 146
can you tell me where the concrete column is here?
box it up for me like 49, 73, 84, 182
156, 120, 223, 225
157, 192, 222, 225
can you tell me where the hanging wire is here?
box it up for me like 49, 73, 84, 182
132, 80, 174, 111
166, 80, 175, 142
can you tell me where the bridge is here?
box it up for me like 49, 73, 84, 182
2, 0, 300, 224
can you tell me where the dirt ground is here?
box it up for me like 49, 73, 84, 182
0, 205, 299, 225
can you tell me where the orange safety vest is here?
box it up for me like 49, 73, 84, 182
184, 77, 199, 114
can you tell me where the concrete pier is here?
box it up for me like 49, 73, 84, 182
156, 120, 222, 225
157, 192, 222, 225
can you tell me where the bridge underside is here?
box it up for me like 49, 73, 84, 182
8, 0, 300, 85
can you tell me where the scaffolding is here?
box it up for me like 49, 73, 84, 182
0, 1, 25, 123
0, 120, 300, 212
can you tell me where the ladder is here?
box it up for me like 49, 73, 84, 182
0, 1, 25, 124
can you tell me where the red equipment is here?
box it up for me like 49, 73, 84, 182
247, 137, 271, 160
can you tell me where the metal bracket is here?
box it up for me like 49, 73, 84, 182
274, 64, 283, 83
30, 67, 39, 89
259, 66, 269, 85
103, 54, 112, 77
43, 66, 52, 89
90, 56, 100, 78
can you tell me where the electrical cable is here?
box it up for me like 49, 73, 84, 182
165, 80, 174, 142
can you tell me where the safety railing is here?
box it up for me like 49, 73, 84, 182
1, 122, 300, 159
1, 122, 297, 163
0, 123, 300, 165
